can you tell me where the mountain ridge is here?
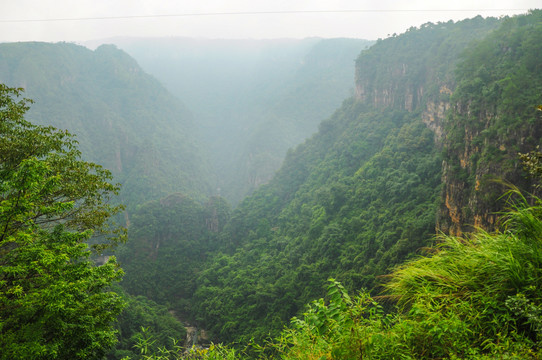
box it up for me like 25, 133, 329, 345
0, 41, 213, 213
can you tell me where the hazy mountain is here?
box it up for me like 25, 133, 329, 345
89, 37, 373, 204
0, 41, 212, 213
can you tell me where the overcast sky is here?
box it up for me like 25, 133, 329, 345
0, 0, 539, 43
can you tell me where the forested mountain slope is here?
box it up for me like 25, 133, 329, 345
186, 12, 542, 345
438, 12, 542, 233
96, 37, 373, 204
194, 103, 442, 343
355, 12, 542, 234
0, 42, 212, 212
118, 194, 231, 317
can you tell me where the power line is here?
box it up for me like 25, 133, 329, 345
0, 9, 531, 23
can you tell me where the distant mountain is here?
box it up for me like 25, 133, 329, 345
0, 42, 212, 213
90, 37, 373, 204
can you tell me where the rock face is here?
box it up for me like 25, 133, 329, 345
354, 18, 499, 141
438, 111, 541, 235
184, 326, 210, 349
436, 12, 542, 234
421, 86, 451, 142
354, 14, 542, 234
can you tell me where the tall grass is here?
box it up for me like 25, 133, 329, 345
275, 190, 542, 359
383, 189, 542, 355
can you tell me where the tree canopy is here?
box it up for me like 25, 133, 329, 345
0, 84, 125, 359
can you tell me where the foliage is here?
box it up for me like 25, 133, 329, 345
108, 11, 542, 349
193, 101, 441, 344
0, 42, 212, 213
5, 12, 538, 356
125, 185, 542, 358
187, 15, 507, 343
119, 194, 231, 319
0, 85, 125, 359
441, 10, 542, 232
274, 189, 542, 359
271, 279, 389, 360
107, 287, 187, 360
519, 145, 542, 182
129, 328, 238, 360
189, 11, 542, 346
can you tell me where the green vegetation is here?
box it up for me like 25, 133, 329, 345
129, 187, 542, 359
132, 338, 238, 360
0, 42, 212, 213
107, 287, 187, 360
118, 194, 231, 319
184, 10, 542, 347
272, 189, 542, 359
0, 85, 125, 359
186, 14, 505, 344
1, 9, 541, 360
440, 10, 542, 232
111, 9, 542, 354
520, 145, 542, 181
192, 103, 442, 344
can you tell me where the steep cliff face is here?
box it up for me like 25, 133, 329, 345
420, 86, 451, 141
355, 17, 500, 144
355, 59, 426, 112
438, 11, 542, 234
355, 12, 542, 234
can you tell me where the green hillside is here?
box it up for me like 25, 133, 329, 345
439, 11, 542, 233
0, 42, 212, 212
188, 12, 541, 345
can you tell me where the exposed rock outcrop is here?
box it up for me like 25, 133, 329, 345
352, 15, 542, 235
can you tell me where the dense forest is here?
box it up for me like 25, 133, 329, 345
1, 8, 541, 360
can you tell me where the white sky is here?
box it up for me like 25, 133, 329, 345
0, 0, 539, 43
